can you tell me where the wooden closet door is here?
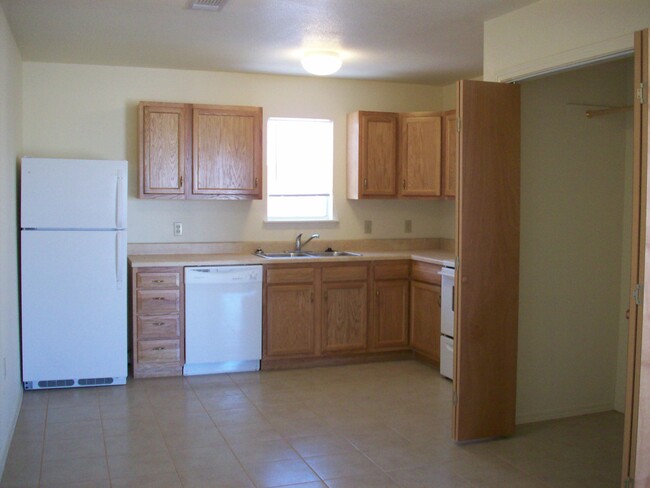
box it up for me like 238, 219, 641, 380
623, 27, 650, 488
453, 80, 520, 442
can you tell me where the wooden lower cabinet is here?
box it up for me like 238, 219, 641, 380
263, 263, 370, 364
370, 261, 410, 351
262, 259, 444, 368
266, 284, 317, 357
130, 266, 184, 378
322, 281, 368, 353
410, 266, 442, 363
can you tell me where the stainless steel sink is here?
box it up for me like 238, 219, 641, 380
254, 250, 362, 259
304, 251, 362, 257
255, 251, 314, 259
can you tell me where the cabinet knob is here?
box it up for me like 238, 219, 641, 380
153, 297, 166, 301
153, 322, 164, 326
402, 179, 406, 189
153, 347, 165, 351
153, 280, 164, 283
363, 178, 368, 189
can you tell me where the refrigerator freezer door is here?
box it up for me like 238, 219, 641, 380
21, 230, 127, 384
21, 158, 127, 230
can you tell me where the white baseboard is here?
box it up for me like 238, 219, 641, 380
0, 388, 23, 481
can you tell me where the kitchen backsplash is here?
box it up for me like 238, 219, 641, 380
128, 238, 455, 256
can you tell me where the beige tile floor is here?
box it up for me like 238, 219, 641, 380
1, 360, 623, 488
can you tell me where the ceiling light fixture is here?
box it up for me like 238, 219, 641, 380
301, 51, 342, 76
189, 0, 227, 11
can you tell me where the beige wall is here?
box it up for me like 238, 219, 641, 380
21, 63, 454, 245
517, 58, 632, 423
484, 0, 650, 82
0, 4, 22, 477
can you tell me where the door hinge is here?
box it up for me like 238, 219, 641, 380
456, 117, 461, 133
638, 82, 645, 105
633, 284, 644, 306
624, 477, 634, 488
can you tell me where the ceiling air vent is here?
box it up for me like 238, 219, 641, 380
189, 0, 227, 11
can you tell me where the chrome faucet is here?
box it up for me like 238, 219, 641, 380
295, 233, 320, 252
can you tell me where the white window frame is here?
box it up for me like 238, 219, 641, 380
265, 117, 335, 222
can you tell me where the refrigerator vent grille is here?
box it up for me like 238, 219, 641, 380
78, 377, 114, 386
23, 377, 115, 390
38, 379, 74, 389
189, 0, 226, 11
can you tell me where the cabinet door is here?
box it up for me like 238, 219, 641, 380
139, 102, 187, 198
409, 281, 441, 361
192, 105, 262, 199
347, 111, 398, 199
322, 282, 368, 353
399, 113, 442, 197
443, 110, 457, 198
266, 284, 317, 357
374, 279, 409, 350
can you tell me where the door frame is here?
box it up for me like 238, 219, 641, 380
490, 28, 647, 487
622, 28, 648, 487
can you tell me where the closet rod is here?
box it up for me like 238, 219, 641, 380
585, 105, 632, 118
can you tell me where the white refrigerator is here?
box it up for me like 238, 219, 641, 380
21, 157, 128, 390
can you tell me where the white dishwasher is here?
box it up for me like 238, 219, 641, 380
184, 265, 263, 375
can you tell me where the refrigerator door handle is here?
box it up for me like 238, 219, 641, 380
116, 171, 126, 229
116, 232, 125, 290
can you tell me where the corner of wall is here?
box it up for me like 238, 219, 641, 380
0, 2, 24, 480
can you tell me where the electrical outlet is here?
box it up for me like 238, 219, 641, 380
364, 220, 372, 234
405, 219, 412, 233
174, 222, 183, 236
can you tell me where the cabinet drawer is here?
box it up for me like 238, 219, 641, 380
373, 261, 410, 280
137, 272, 180, 289
137, 339, 181, 363
266, 267, 315, 284
137, 315, 180, 339
411, 262, 442, 284
322, 265, 368, 283
137, 290, 180, 314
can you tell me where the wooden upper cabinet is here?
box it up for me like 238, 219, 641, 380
139, 102, 188, 198
138, 101, 262, 200
398, 112, 442, 198
347, 111, 399, 199
443, 110, 457, 198
192, 105, 262, 199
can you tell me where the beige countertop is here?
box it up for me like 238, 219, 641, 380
128, 248, 455, 268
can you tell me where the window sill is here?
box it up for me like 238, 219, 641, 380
263, 218, 339, 224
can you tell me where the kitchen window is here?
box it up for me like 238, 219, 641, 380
266, 117, 334, 221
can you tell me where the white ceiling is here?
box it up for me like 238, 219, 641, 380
0, 0, 538, 85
